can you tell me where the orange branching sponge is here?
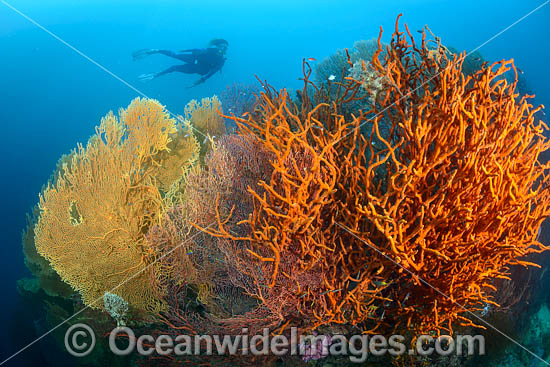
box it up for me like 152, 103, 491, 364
34, 98, 180, 313
346, 14, 550, 334
203, 16, 550, 335
202, 87, 385, 332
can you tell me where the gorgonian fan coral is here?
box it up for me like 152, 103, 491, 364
33, 98, 199, 314
23, 15, 550, 367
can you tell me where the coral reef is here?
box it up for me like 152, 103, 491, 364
314, 39, 383, 85
184, 95, 226, 138
219, 83, 260, 132
33, 98, 180, 314
147, 134, 275, 334
103, 292, 129, 326
360, 17, 550, 334
20, 15, 550, 367
203, 15, 550, 337
312, 39, 390, 117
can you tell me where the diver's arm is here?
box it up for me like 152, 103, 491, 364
187, 56, 226, 88
187, 67, 219, 89
201, 67, 219, 82
198, 61, 224, 83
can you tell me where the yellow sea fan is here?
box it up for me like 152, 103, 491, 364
153, 122, 200, 194
184, 95, 226, 137
34, 98, 176, 314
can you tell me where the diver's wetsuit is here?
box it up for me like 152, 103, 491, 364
134, 42, 227, 87
153, 48, 226, 82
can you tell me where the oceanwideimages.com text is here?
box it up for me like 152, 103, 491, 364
65, 324, 485, 362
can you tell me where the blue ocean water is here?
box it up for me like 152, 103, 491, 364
0, 0, 548, 365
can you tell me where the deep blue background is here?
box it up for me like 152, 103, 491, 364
0, 0, 548, 365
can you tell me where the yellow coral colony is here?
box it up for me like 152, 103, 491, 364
184, 95, 226, 137
34, 98, 199, 313
154, 122, 200, 195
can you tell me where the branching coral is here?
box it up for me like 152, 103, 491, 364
27, 18, 550, 362
202, 88, 378, 332
34, 98, 184, 314
200, 16, 550, 336
184, 135, 272, 228
351, 15, 550, 334
148, 134, 274, 332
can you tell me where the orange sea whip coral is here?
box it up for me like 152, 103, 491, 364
202, 85, 387, 332
202, 15, 550, 335
350, 14, 550, 334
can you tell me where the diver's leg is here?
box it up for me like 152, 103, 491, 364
133, 48, 199, 62
138, 64, 200, 82
137, 65, 180, 82
154, 50, 179, 58
154, 64, 198, 77
156, 50, 196, 63
133, 49, 190, 61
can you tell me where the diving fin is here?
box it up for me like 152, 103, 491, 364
138, 73, 157, 82
132, 49, 157, 61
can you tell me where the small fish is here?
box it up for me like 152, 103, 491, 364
307, 57, 316, 61
517, 67, 524, 74
187, 251, 193, 255
328, 74, 336, 81
472, 57, 481, 61
416, 30, 423, 33
184, 133, 190, 138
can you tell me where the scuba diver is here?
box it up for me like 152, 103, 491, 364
133, 39, 228, 88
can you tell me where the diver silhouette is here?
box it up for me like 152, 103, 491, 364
133, 39, 228, 88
